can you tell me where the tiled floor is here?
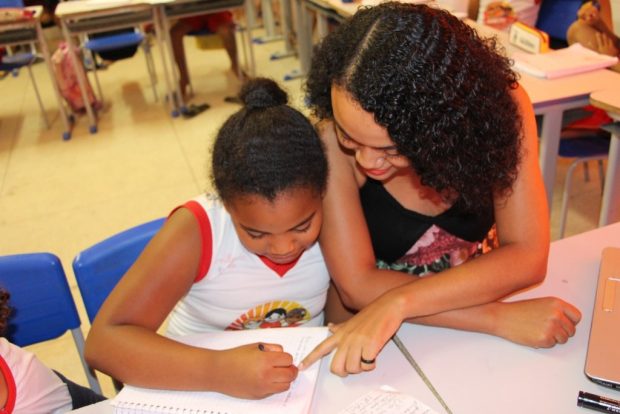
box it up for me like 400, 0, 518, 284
0, 22, 605, 398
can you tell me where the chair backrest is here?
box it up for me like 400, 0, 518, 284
0, 0, 25, 8
0, 252, 102, 393
72, 218, 165, 323
535, 0, 582, 48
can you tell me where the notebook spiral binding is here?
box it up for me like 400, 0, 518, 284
113, 400, 230, 414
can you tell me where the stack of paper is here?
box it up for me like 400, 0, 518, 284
512, 43, 618, 79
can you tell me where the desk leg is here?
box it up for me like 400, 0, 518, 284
538, 110, 562, 214
254, 0, 283, 44
243, 0, 257, 76
270, 0, 295, 60
36, 20, 73, 140
599, 132, 620, 226
316, 7, 328, 38
154, 5, 179, 117
159, 9, 187, 115
60, 20, 98, 134
284, 0, 311, 81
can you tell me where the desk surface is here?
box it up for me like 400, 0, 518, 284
71, 339, 443, 413
71, 224, 620, 414
468, 21, 620, 109
591, 88, 620, 116
0, 6, 41, 32
55, 0, 164, 18
396, 222, 620, 414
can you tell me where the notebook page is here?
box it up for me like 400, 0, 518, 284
338, 388, 440, 414
111, 327, 328, 414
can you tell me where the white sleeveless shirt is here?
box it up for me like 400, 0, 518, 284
0, 338, 72, 414
166, 194, 330, 337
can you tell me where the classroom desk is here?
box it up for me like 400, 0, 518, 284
472, 23, 620, 212
55, 0, 174, 133
157, 0, 256, 113
0, 6, 72, 139
395, 222, 620, 414
70, 334, 446, 413
590, 89, 620, 227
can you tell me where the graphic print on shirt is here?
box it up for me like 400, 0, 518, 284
226, 300, 311, 330
376, 224, 499, 276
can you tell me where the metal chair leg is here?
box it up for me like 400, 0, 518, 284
597, 159, 605, 191
26, 64, 50, 128
559, 160, 579, 239
559, 155, 608, 239
142, 41, 158, 102
88, 49, 104, 104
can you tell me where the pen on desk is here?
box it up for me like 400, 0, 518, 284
578, 391, 620, 413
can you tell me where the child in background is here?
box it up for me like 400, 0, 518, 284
0, 288, 105, 413
170, 12, 241, 101
85, 78, 330, 399
567, 0, 620, 72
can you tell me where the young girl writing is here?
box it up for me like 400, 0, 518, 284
299, 3, 582, 376
85, 78, 330, 399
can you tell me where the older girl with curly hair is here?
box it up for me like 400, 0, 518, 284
300, 2, 582, 376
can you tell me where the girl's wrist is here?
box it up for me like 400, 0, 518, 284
388, 288, 413, 322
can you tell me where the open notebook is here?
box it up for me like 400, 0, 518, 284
512, 43, 618, 79
111, 327, 329, 414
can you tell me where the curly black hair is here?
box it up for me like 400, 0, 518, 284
305, 2, 522, 211
0, 288, 11, 336
212, 78, 328, 203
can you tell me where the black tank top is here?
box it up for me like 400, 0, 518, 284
360, 178, 497, 276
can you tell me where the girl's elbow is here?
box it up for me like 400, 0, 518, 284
84, 327, 107, 370
84, 338, 99, 369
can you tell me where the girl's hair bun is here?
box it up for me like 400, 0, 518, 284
239, 77, 288, 110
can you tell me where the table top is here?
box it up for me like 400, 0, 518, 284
310, 338, 444, 413
55, 0, 164, 18
71, 223, 620, 413
590, 88, 620, 117
71, 337, 444, 413
0, 6, 42, 29
396, 222, 620, 414
466, 20, 620, 110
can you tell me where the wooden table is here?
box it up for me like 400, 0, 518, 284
590, 88, 620, 226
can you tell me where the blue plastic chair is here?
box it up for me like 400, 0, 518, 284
83, 28, 158, 104
0, 253, 102, 393
72, 218, 165, 323
0, 0, 50, 127
558, 133, 610, 238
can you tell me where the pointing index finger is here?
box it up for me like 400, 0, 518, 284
298, 335, 338, 370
